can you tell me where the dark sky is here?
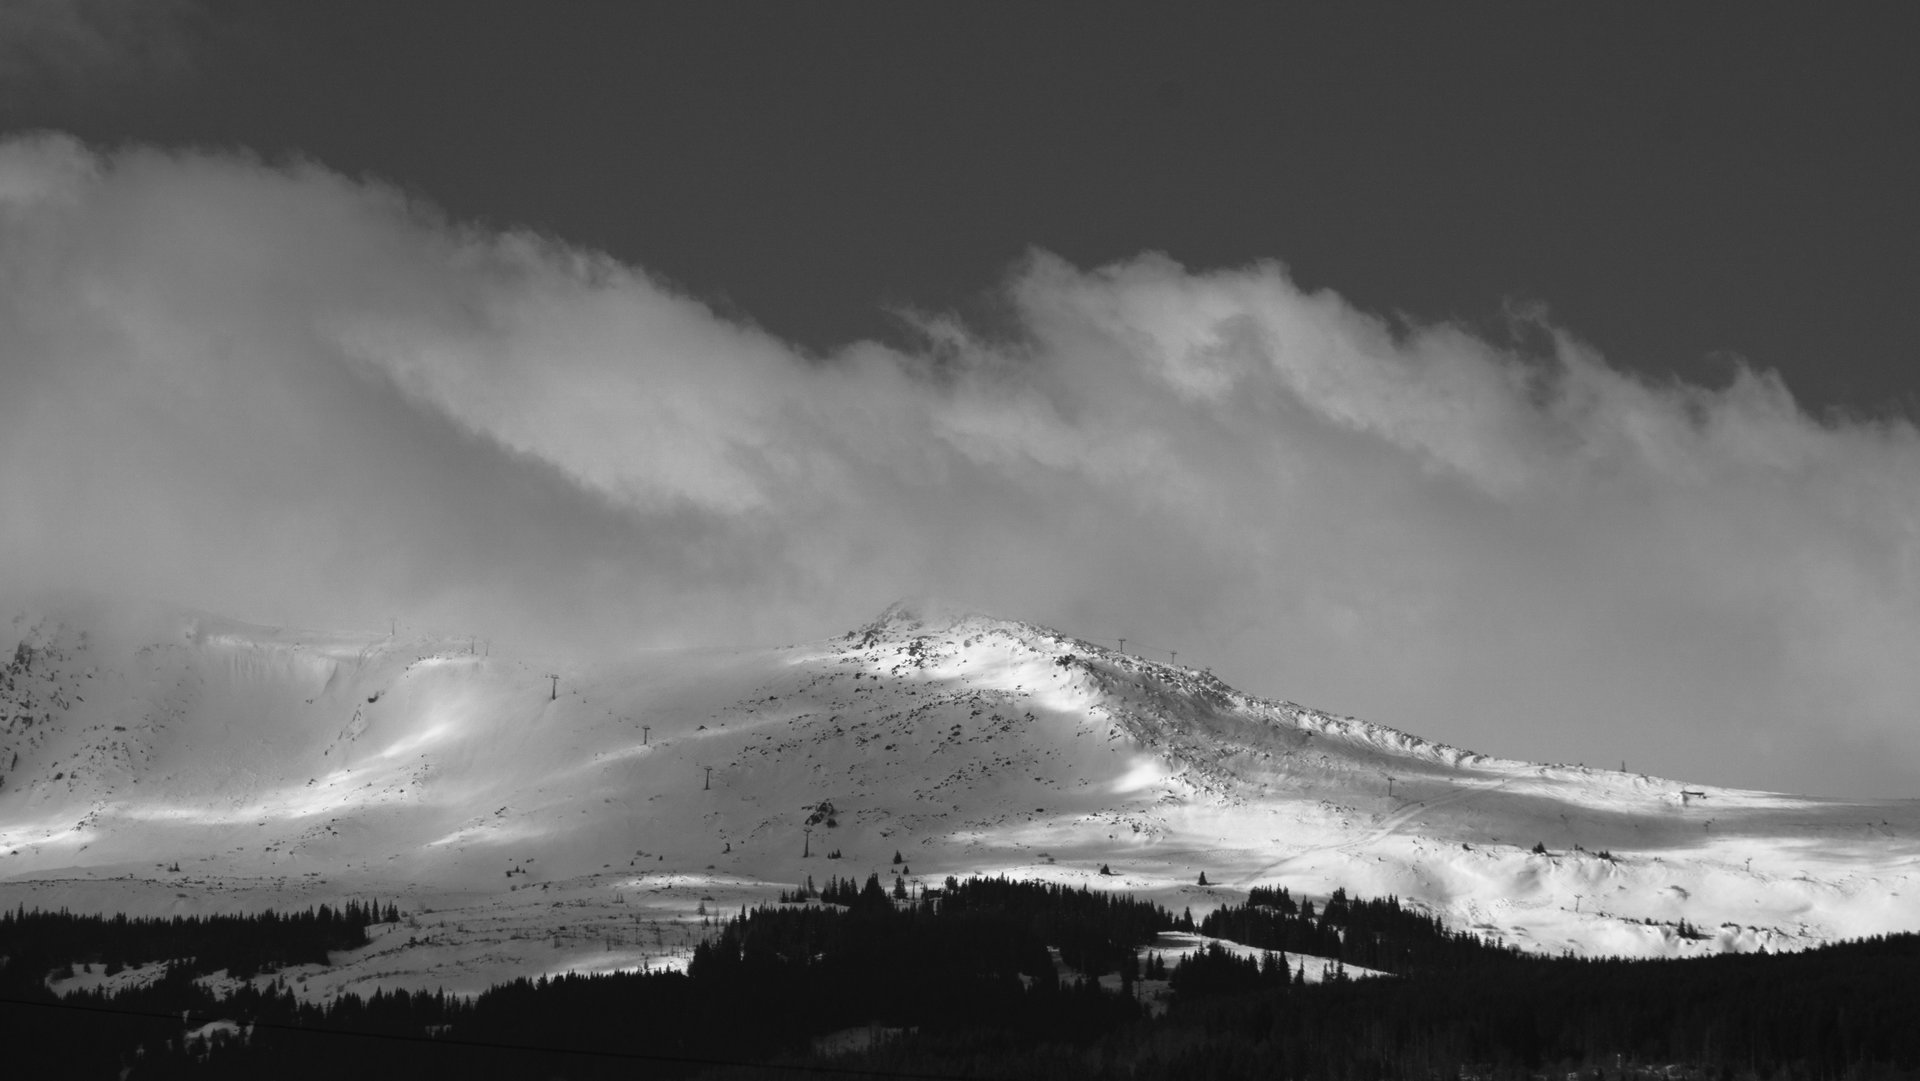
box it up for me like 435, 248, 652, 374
10, 2, 1917, 414
5, 2, 1920, 797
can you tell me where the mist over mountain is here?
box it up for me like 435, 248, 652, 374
6, 134, 1920, 797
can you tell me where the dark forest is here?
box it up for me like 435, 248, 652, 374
2, 878, 1914, 1080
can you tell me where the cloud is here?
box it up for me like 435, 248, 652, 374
3, 133, 1918, 797
0, 0, 201, 110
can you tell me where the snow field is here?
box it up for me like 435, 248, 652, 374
3, 599, 1916, 999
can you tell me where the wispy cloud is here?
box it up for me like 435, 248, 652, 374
3, 134, 1916, 797
0, 0, 200, 110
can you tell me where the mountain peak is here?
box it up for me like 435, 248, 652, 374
854, 598, 997, 639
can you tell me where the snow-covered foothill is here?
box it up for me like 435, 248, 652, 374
2, 597, 1916, 998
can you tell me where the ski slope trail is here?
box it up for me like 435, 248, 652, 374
3, 598, 1917, 995
1256, 776, 1514, 879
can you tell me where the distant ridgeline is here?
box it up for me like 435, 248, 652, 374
3, 881, 1917, 1079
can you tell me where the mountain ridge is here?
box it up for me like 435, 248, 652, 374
3, 596, 1916, 995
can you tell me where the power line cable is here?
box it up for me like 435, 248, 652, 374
1076, 635, 1195, 669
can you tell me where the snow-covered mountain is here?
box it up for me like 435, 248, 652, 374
3, 598, 1916, 996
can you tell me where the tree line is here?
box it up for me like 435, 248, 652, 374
1, 900, 393, 985
5, 884, 1920, 1079
1201, 885, 1524, 974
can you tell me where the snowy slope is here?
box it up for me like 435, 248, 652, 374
2, 599, 1916, 995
